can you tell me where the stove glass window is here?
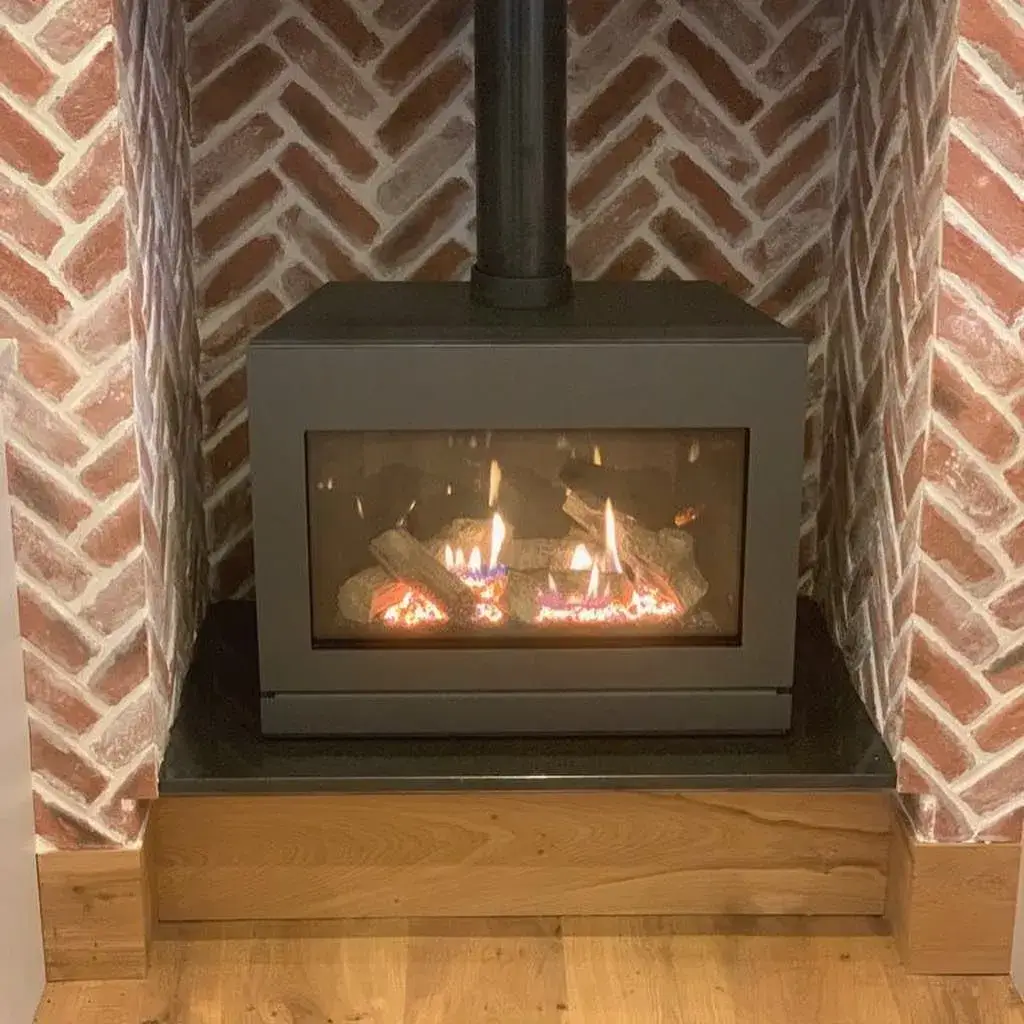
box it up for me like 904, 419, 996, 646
307, 429, 747, 646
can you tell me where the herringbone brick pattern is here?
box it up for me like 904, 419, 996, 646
903, 0, 1024, 842
0, 3, 154, 847
186, 0, 843, 599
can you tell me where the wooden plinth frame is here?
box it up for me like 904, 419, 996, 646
37, 792, 1021, 981
885, 806, 1021, 975
36, 817, 155, 982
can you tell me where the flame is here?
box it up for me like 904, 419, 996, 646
355, 495, 364, 519
380, 588, 446, 627
586, 563, 600, 600
548, 572, 558, 593
569, 543, 593, 571
455, 548, 465, 569
488, 512, 506, 570
604, 499, 623, 574
468, 546, 482, 573
592, 445, 602, 466
444, 544, 454, 570
488, 460, 502, 507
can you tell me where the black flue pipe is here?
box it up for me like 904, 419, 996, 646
471, 0, 572, 309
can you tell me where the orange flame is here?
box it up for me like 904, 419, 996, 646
488, 512, 506, 570
569, 543, 593, 571
604, 498, 623, 574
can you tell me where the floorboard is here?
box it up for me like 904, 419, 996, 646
34, 918, 1024, 1024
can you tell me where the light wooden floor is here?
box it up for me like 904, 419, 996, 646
36, 918, 1024, 1024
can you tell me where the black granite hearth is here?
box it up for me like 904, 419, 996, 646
160, 598, 895, 793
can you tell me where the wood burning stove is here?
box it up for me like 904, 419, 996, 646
247, 0, 808, 736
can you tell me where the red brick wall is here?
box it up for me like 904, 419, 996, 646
821, 0, 1024, 842
185, 0, 844, 599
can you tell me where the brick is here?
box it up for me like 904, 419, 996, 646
665, 20, 763, 124
278, 144, 379, 246
35, 0, 110, 63
9, 321, 78, 401
377, 117, 473, 217
0, 97, 62, 183
570, 177, 659, 277
569, 0, 617, 34
569, 0, 662, 95
760, 0, 803, 28
33, 791, 113, 850
599, 238, 657, 280
974, 694, 1024, 754
280, 82, 377, 181
200, 289, 282, 368
211, 530, 254, 598
82, 555, 144, 634
187, 0, 280, 84
958, 0, 1024, 96
375, 0, 469, 94
53, 41, 116, 139
960, 748, 1024, 818
190, 45, 285, 143
0, 28, 54, 100
692, 1, 769, 61
657, 80, 757, 183
55, 123, 122, 222
61, 201, 126, 298
81, 492, 141, 566
569, 55, 664, 152
72, 355, 132, 437
991, 582, 1024, 631
0, 243, 70, 328
411, 239, 471, 281
202, 363, 247, 437
64, 281, 130, 365
952, 59, 1024, 182
978, 806, 1024, 843
0, 170, 62, 257
279, 205, 365, 282
756, 243, 823, 318
376, 0, 429, 30
1008, 459, 1024, 502
659, 149, 750, 242
274, 18, 376, 120
376, 56, 470, 157
758, 10, 833, 91
921, 498, 1003, 597
916, 561, 1001, 664
373, 178, 471, 273
281, 262, 321, 304
205, 418, 249, 489
651, 206, 754, 297
941, 224, 1024, 326
1003, 520, 1024, 565
903, 689, 975, 781
23, 647, 99, 735
30, 719, 107, 803
986, 644, 1024, 693
746, 122, 831, 217
19, 585, 97, 672
748, 179, 831, 275
569, 117, 661, 216
201, 234, 282, 312
0, 0, 47, 22
932, 352, 1019, 463
11, 508, 89, 602
79, 429, 138, 499
7, 445, 91, 535
6, 380, 86, 467
925, 428, 1015, 531
99, 756, 156, 837
191, 113, 283, 207
753, 52, 838, 154
946, 136, 1024, 259
88, 624, 148, 704
207, 476, 251, 551
909, 628, 991, 726
299, 0, 382, 63
90, 693, 153, 772
195, 170, 282, 258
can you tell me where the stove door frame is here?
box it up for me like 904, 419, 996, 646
248, 326, 807, 736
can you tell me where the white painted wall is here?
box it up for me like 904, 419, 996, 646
0, 345, 45, 1022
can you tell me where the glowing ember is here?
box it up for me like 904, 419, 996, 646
536, 583, 679, 625
380, 588, 447, 627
